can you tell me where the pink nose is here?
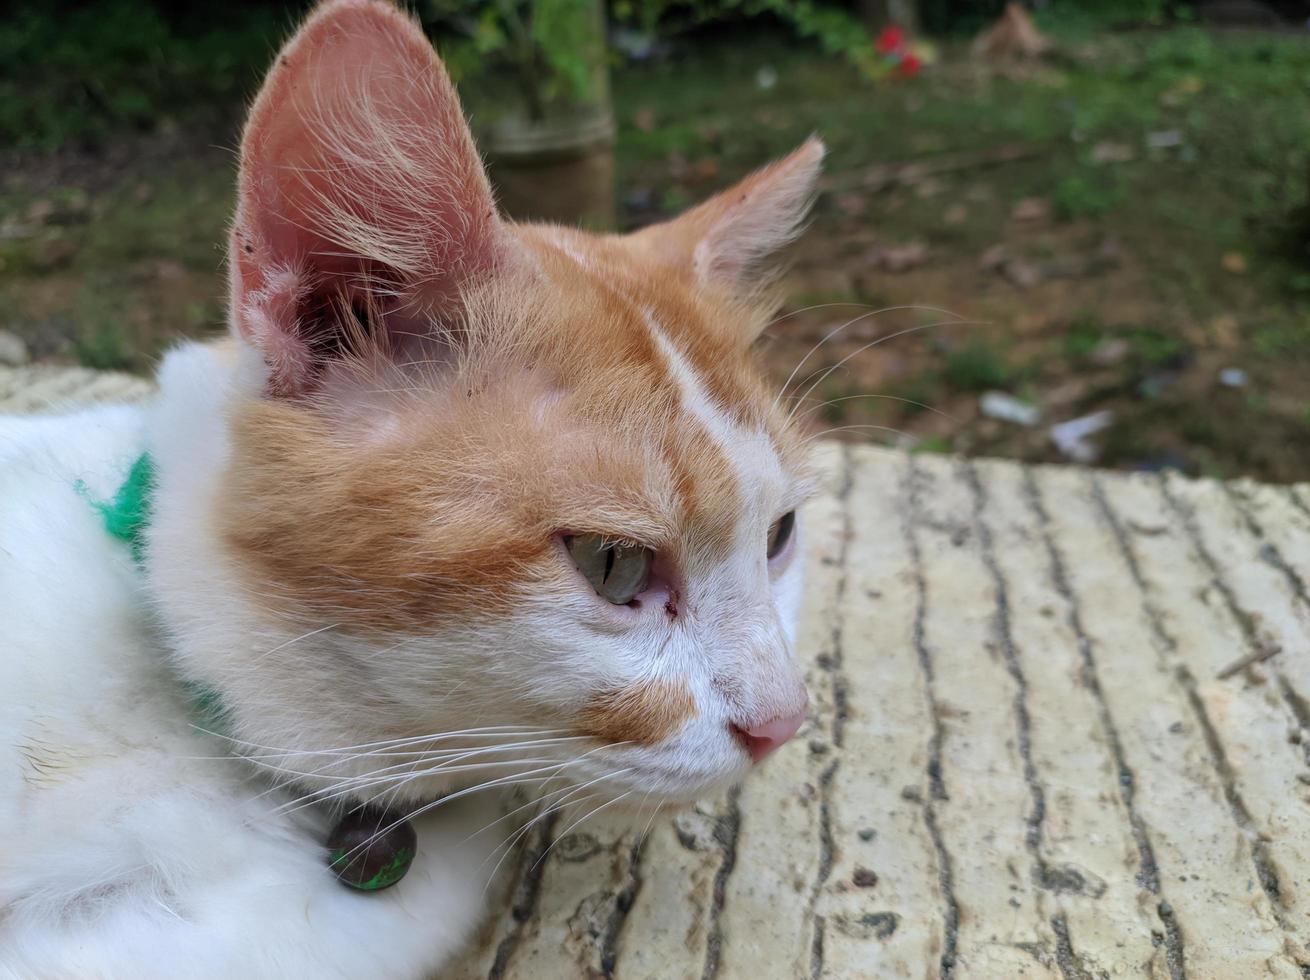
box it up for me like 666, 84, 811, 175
732, 711, 806, 763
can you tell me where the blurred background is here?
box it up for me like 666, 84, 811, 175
3, 0, 1310, 480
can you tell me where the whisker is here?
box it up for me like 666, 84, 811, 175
801, 423, 918, 446
784, 318, 989, 427
771, 304, 965, 414
791, 392, 959, 424
479, 794, 584, 899
329, 758, 635, 867
533, 790, 636, 872
270, 756, 567, 816
194, 725, 569, 759
252, 623, 341, 663
462, 764, 626, 847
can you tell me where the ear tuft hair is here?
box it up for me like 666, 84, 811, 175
629, 137, 825, 291
229, 0, 515, 396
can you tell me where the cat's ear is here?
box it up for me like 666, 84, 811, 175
229, 0, 518, 396
630, 137, 824, 289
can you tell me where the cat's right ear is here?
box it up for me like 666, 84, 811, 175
229, 0, 519, 397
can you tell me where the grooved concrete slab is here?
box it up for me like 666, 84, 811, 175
11, 370, 1310, 978
0, 364, 153, 413
455, 445, 1310, 980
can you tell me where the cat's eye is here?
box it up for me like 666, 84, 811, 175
767, 511, 796, 560
565, 535, 654, 605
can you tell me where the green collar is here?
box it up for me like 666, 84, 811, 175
78, 454, 412, 891
76, 452, 155, 566
78, 452, 229, 734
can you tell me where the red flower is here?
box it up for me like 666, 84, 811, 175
876, 25, 905, 55
899, 53, 922, 77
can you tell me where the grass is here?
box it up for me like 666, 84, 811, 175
943, 340, 1014, 392
3, 10, 1310, 479
1061, 314, 1107, 359
0, 2, 298, 152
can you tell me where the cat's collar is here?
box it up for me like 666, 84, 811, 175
80, 453, 416, 892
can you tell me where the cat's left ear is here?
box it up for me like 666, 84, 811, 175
628, 137, 824, 290
228, 0, 521, 398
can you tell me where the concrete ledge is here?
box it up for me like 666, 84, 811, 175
11, 370, 1310, 977
0, 364, 152, 414
453, 445, 1310, 979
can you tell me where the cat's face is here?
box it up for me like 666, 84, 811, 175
215, 0, 821, 811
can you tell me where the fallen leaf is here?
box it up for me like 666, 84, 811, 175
1003, 258, 1043, 288
1147, 130, 1184, 149
1011, 197, 1050, 222
913, 177, 945, 199
1091, 141, 1135, 164
978, 244, 1008, 271
1090, 337, 1130, 366
1208, 314, 1240, 348
835, 194, 868, 218
868, 242, 929, 273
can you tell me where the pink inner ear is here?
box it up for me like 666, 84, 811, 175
230, 0, 513, 395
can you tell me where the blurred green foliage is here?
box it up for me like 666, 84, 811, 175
0, 1, 303, 152
427, 0, 610, 119
0, 0, 1211, 152
611, 0, 877, 74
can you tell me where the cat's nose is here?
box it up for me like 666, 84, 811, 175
731, 711, 807, 763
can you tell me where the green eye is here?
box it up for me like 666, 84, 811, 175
767, 511, 795, 560
565, 535, 654, 605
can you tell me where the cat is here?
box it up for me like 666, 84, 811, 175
0, 1, 822, 976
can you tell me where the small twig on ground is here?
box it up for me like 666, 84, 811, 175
1216, 643, 1283, 680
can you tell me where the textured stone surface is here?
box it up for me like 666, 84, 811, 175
453, 445, 1310, 980
11, 369, 1310, 977
0, 364, 152, 412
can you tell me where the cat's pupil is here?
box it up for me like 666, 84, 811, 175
566, 535, 653, 605
767, 511, 796, 560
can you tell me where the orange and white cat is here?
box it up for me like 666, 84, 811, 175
0, 1, 820, 975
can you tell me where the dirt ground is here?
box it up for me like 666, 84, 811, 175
3, 27, 1309, 481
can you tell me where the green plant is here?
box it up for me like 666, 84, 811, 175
913, 435, 953, 454
1126, 328, 1183, 364
75, 322, 133, 371
1061, 314, 1107, 359
610, 0, 880, 78
0, 1, 289, 151
1254, 319, 1310, 357
1053, 174, 1120, 221
428, 0, 608, 120
944, 340, 1012, 392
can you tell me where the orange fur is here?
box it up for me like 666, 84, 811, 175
577, 681, 697, 745
219, 0, 819, 749
218, 229, 805, 629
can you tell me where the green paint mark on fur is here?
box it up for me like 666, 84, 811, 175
182, 679, 231, 737
75, 452, 155, 566
77, 453, 231, 736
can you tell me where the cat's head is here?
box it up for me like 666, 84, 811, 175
195, 0, 822, 810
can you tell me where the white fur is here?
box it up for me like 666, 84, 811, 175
1, 328, 807, 977
0, 360, 506, 979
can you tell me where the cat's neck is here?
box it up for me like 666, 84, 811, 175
143, 341, 469, 805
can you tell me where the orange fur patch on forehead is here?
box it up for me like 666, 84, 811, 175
219, 211, 811, 630
576, 680, 696, 746
217, 381, 672, 630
